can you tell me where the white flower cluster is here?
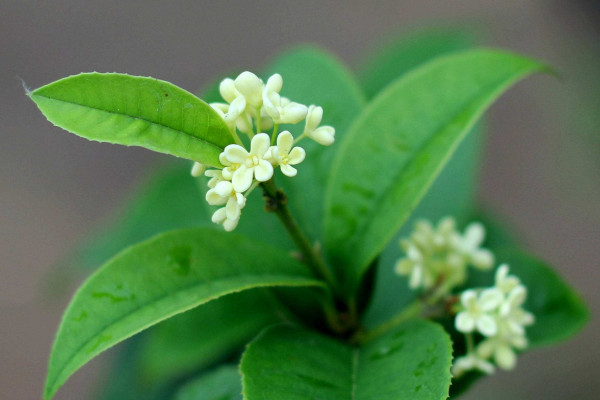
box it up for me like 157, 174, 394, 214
191, 71, 336, 231
394, 217, 494, 291
452, 264, 534, 377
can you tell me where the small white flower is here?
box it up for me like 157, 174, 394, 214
267, 131, 306, 177
212, 207, 241, 232
455, 288, 504, 337
453, 222, 495, 269
263, 74, 308, 124
494, 264, 521, 294
452, 353, 495, 377
234, 71, 264, 108
394, 242, 434, 289
205, 169, 226, 188
476, 333, 527, 370
499, 285, 535, 335
206, 181, 246, 222
223, 133, 273, 192
303, 105, 335, 145
191, 162, 206, 177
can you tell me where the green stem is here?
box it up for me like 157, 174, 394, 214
261, 179, 336, 289
271, 124, 280, 145
255, 106, 262, 134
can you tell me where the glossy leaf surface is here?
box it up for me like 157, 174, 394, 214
30, 73, 233, 167
138, 290, 283, 383
324, 49, 549, 291
241, 321, 452, 400
44, 228, 323, 399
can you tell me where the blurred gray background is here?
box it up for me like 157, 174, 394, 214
1, 0, 598, 399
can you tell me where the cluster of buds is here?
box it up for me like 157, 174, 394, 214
452, 264, 534, 376
394, 217, 495, 292
191, 71, 335, 231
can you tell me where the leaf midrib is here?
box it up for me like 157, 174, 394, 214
32, 92, 227, 154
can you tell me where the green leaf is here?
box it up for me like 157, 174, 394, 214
44, 228, 323, 400
174, 366, 242, 400
324, 49, 550, 292
467, 250, 589, 347
358, 28, 484, 326
240, 320, 452, 400
29, 73, 233, 167
138, 290, 283, 383
65, 162, 211, 271
358, 26, 478, 98
263, 46, 366, 240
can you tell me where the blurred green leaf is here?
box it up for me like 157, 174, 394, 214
66, 162, 210, 271
138, 290, 284, 383
44, 228, 324, 400
174, 366, 242, 400
358, 26, 478, 98
240, 320, 452, 400
324, 49, 549, 293
30, 73, 233, 167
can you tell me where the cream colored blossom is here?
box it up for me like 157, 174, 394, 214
191, 162, 206, 177
223, 133, 273, 192
303, 105, 335, 145
268, 131, 306, 177
455, 288, 504, 337
263, 74, 308, 124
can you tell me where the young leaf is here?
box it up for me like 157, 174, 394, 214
324, 49, 550, 292
240, 320, 452, 400
467, 250, 589, 347
263, 46, 366, 240
137, 290, 283, 383
358, 26, 478, 98
44, 228, 323, 400
29, 73, 233, 167
175, 366, 242, 400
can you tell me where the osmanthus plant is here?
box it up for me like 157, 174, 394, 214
29, 28, 589, 400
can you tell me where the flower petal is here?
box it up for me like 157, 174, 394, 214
479, 288, 503, 311
455, 311, 476, 333
476, 314, 498, 337
304, 105, 323, 132
234, 71, 263, 106
251, 133, 271, 157
226, 196, 241, 220
277, 131, 294, 154
280, 163, 297, 177
254, 160, 273, 182
266, 73, 283, 92
214, 181, 233, 197
211, 207, 227, 224
206, 188, 228, 206
310, 126, 335, 145
232, 165, 254, 192
223, 217, 239, 232
288, 147, 306, 165
494, 344, 517, 370
224, 144, 249, 164
219, 78, 239, 103
280, 102, 308, 124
